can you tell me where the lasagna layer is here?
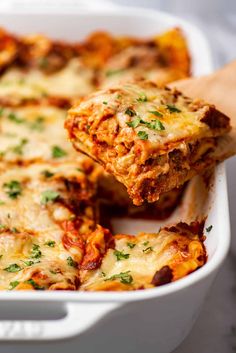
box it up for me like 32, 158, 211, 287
66, 80, 231, 205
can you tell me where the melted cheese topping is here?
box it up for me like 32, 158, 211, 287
72, 81, 213, 149
80, 228, 205, 291
0, 58, 94, 102
0, 105, 78, 164
0, 231, 79, 290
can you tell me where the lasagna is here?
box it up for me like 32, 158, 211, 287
0, 27, 209, 291
66, 80, 230, 205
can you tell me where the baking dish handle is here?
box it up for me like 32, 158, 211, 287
0, 302, 120, 340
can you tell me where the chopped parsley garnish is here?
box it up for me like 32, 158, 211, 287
125, 108, 136, 117
25, 278, 44, 290
0, 254, 3, 259
0, 108, 4, 116
148, 110, 163, 117
144, 119, 165, 131
0, 201, 5, 205
106, 68, 124, 77
103, 101, 108, 105
11, 227, 19, 233
126, 116, 165, 131
23, 260, 35, 267
42, 170, 54, 178
9, 281, 19, 290
8, 112, 25, 124
50, 270, 57, 274
3, 180, 22, 199
137, 131, 148, 140
67, 256, 77, 268
0, 224, 6, 230
114, 250, 130, 261
41, 190, 59, 205
101, 271, 106, 277
137, 93, 147, 102
45, 240, 55, 247
143, 246, 153, 253
105, 271, 133, 285
127, 242, 136, 249
30, 116, 45, 131
206, 225, 213, 232
11, 138, 28, 155
4, 263, 22, 273
52, 145, 67, 158
76, 167, 84, 173
166, 104, 181, 113
143, 241, 149, 246
31, 244, 42, 259
126, 116, 140, 128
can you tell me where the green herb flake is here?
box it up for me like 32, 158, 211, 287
143, 241, 149, 246
126, 116, 140, 128
0, 254, 3, 259
25, 278, 44, 290
101, 271, 106, 277
8, 112, 25, 124
137, 93, 147, 103
0, 107, 4, 117
44, 240, 55, 247
125, 107, 136, 117
0, 200, 5, 205
30, 116, 45, 132
31, 244, 42, 259
206, 225, 213, 232
76, 167, 84, 173
42, 170, 54, 178
145, 119, 165, 131
105, 271, 133, 285
50, 270, 57, 274
148, 110, 163, 117
166, 104, 181, 113
67, 256, 77, 268
114, 250, 130, 261
3, 180, 22, 199
23, 260, 35, 267
106, 68, 124, 77
9, 281, 19, 290
0, 224, 6, 230
143, 246, 153, 254
137, 131, 148, 140
11, 138, 28, 155
41, 190, 59, 205
11, 227, 19, 233
52, 145, 67, 159
127, 242, 136, 249
39, 57, 49, 69
103, 101, 108, 105
4, 263, 22, 273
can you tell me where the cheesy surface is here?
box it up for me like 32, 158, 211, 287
0, 27, 209, 291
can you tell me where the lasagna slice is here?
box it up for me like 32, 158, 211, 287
80, 28, 190, 87
80, 222, 206, 291
66, 80, 231, 205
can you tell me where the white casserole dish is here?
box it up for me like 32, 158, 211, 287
0, 7, 231, 353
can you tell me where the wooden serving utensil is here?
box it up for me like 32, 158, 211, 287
170, 60, 236, 159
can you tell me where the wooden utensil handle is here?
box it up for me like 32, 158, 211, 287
172, 60, 236, 120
